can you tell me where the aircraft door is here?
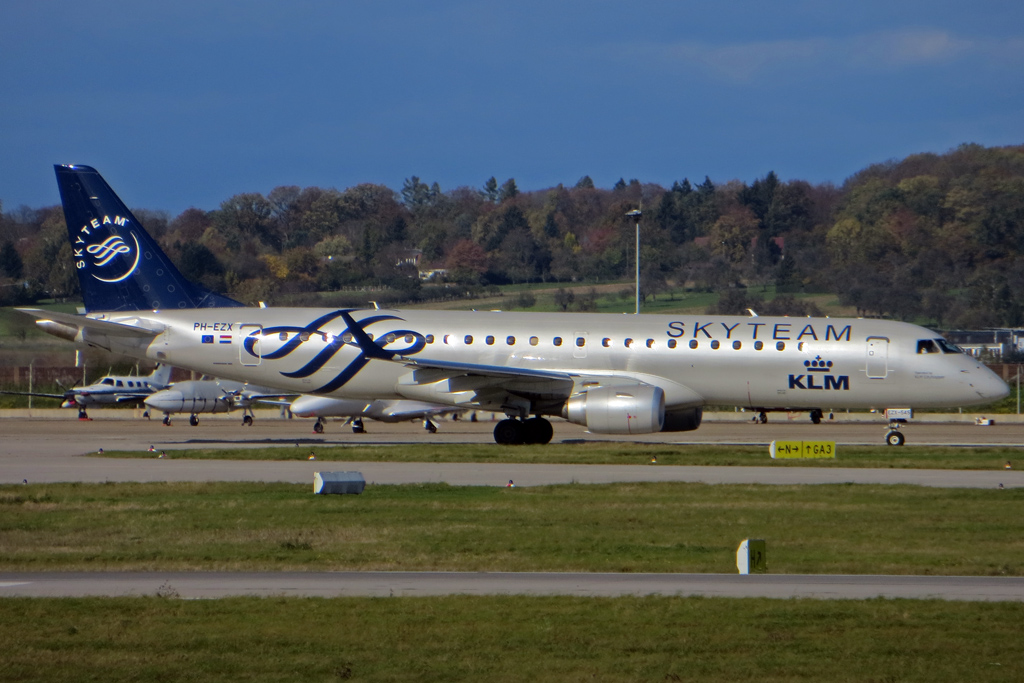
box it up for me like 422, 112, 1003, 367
866, 337, 889, 379
573, 331, 589, 359
240, 324, 263, 366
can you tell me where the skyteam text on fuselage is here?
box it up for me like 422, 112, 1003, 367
18, 165, 1010, 445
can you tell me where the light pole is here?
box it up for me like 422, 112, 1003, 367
626, 209, 642, 314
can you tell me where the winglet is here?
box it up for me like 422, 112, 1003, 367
339, 311, 395, 360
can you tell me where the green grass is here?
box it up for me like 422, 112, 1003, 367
2, 481, 1022, 574
1, 596, 1022, 682
94, 442, 1024, 470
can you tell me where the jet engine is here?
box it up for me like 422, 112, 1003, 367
562, 385, 665, 434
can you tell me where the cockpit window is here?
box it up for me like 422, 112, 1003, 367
917, 339, 938, 354
935, 339, 964, 354
101, 378, 115, 386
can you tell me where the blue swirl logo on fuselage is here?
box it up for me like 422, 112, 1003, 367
241, 309, 425, 393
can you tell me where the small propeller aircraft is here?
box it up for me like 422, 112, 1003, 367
1, 364, 172, 419
143, 378, 294, 426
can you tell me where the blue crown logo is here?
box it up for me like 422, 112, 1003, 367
803, 356, 833, 372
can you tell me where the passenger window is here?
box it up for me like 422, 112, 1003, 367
443, 334, 450, 345
127, 381, 134, 387
116, 380, 124, 387
279, 332, 288, 341
710, 340, 720, 350
754, 341, 763, 351
917, 339, 938, 354
426, 334, 435, 344
732, 341, 741, 350
625, 338, 633, 348
404, 334, 414, 343
575, 337, 585, 347
529, 336, 538, 346
689, 340, 698, 349
385, 333, 396, 343
553, 337, 563, 346
668, 339, 677, 349
507, 336, 516, 345
602, 338, 611, 347
646, 339, 654, 348
299, 332, 310, 342
486, 335, 495, 345
776, 342, 785, 351
465, 335, 474, 345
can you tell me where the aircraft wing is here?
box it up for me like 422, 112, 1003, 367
113, 393, 154, 403
340, 311, 702, 410
0, 390, 68, 400
15, 308, 163, 339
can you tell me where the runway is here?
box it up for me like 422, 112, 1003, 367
3, 415, 1022, 602
3, 415, 1023, 488
2, 571, 1023, 602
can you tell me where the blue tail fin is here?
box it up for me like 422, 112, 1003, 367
54, 164, 244, 312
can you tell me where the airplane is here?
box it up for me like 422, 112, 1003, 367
143, 378, 294, 426
15, 164, 1011, 446
289, 394, 456, 434
0, 364, 172, 419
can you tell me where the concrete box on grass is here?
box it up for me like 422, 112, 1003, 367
736, 538, 767, 574
314, 471, 365, 495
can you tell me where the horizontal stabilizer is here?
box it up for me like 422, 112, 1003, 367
15, 308, 162, 338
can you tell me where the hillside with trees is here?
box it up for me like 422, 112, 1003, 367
2, 143, 1023, 329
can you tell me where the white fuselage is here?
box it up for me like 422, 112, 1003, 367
80, 308, 1008, 414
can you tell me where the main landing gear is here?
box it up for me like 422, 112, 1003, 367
351, 418, 366, 434
189, 414, 199, 426
493, 417, 554, 445
424, 419, 438, 434
313, 417, 325, 434
885, 419, 906, 446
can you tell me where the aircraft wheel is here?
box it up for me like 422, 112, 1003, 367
810, 409, 822, 425
493, 418, 525, 445
522, 417, 553, 445
885, 430, 905, 447
162, 415, 171, 426
189, 414, 199, 427
352, 418, 366, 434
242, 415, 253, 427
425, 420, 438, 434
313, 421, 324, 434
142, 410, 150, 420
758, 411, 768, 424
78, 410, 89, 420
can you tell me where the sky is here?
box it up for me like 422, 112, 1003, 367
2, 0, 1023, 216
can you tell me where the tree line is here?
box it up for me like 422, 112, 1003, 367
2, 143, 1023, 328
